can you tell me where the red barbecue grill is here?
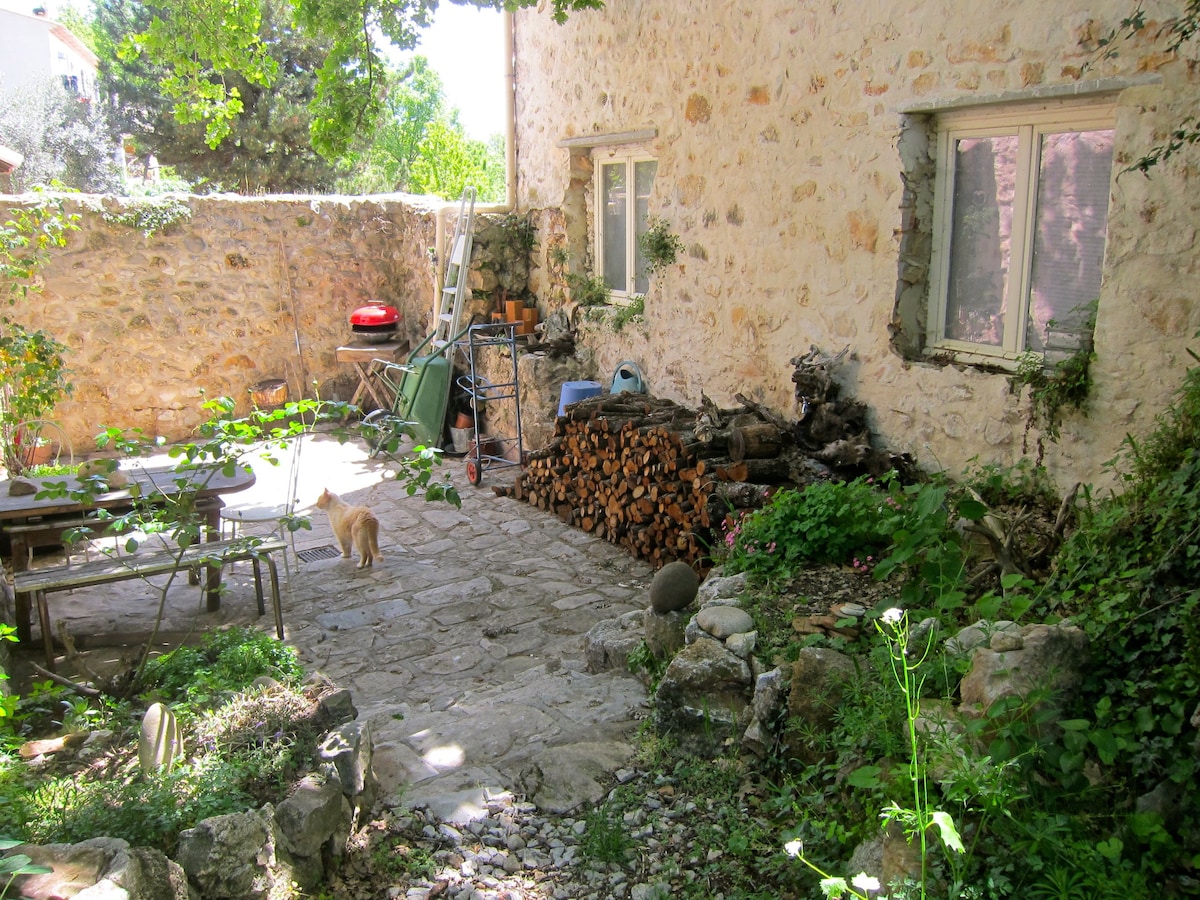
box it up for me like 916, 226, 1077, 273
349, 301, 401, 344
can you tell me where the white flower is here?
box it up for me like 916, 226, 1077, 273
882, 607, 904, 625
783, 839, 803, 857
852, 872, 882, 892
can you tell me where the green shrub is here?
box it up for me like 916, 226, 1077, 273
140, 625, 303, 707
723, 475, 904, 582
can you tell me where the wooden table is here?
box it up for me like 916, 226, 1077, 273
336, 340, 409, 413
1, 464, 256, 642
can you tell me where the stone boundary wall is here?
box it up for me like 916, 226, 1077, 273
5, 193, 443, 455
512, 2, 1200, 492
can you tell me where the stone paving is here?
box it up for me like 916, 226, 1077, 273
26, 433, 655, 822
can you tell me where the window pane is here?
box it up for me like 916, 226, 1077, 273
633, 160, 657, 294
944, 135, 1018, 346
601, 162, 627, 291
1026, 129, 1113, 351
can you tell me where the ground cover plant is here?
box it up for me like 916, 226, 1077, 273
0, 626, 321, 856
688, 349, 1200, 897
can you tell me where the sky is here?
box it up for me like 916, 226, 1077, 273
0, 0, 508, 141
401, 3, 506, 140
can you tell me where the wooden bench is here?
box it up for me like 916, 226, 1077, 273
12, 537, 287, 667
2, 513, 118, 569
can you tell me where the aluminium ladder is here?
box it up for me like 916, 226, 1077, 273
432, 186, 477, 350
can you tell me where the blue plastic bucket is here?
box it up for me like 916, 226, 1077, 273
558, 380, 603, 416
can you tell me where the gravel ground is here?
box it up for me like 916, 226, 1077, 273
325, 759, 801, 900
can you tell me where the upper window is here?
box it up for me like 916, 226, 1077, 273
595, 151, 657, 301
927, 103, 1114, 362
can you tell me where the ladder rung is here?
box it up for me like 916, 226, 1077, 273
442, 285, 458, 295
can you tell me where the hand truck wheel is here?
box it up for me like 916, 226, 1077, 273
465, 454, 483, 486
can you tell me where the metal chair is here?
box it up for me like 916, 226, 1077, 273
219, 436, 304, 579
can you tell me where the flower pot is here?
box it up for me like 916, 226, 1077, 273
505, 299, 524, 326
454, 411, 473, 429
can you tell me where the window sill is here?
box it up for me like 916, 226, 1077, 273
924, 345, 1025, 373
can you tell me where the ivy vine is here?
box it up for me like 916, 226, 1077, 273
102, 196, 193, 238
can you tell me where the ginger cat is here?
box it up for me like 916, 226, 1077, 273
316, 488, 382, 568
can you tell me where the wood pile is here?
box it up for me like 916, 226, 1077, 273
496, 346, 912, 570
497, 394, 805, 571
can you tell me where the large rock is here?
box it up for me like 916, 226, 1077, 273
785, 647, 857, 765
273, 775, 347, 859
959, 622, 1089, 713
742, 666, 790, 757
649, 561, 700, 613
654, 636, 753, 741
10, 837, 188, 900
318, 720, 377, 806
516, 740, 634, 813
696, 570, 748, 608
174, 809, 272, 899
584, 609, 646, 673
644, 608, 689, 660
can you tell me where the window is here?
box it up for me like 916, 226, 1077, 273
927, 103, 1114, 363
595, 151, 657, 300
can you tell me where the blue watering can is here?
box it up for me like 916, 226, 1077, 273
610, 360, 646, 395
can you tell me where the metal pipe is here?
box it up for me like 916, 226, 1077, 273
432, 9, 517, 318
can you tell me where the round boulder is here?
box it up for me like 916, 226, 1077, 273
649, 561, 700, 614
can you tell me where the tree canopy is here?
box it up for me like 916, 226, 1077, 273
95, 0, 348, 193
119, 0, 604, 159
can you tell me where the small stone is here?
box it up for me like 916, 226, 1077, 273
649, 561, 700, 613
695, 605, 754, 639
725, 630, 757, 659
990, 630, 1024, 652
7, 478, 36, 496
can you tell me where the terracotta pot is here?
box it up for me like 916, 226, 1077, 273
521, 306, 538, 336
505, 299, 524, 326
454, 411, 473, 429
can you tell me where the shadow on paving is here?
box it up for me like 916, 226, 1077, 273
16, 433, 656, 821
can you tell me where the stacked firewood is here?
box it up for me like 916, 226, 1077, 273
496, 347, 911, 570
498, 394, 797, 570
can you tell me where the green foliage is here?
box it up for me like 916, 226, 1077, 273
580, 804, 631, 864
369, 837, 436, 881
638, 217, 684, 277
963, 457, 1059, 509
116, 0, 603, 160
1093, 4, 1200, 175
140, 626, 304, 706
567, 272, 611, 307
0, 83, 123, 194
100, 196, 193, 238
0, 194, 79, 477
609, 294, 645, 333
1010, 343, 1095, 450
1124, 347, 1200, 488
97, 0, 347, 193
1, 191, 79, 305
1009, 301, 1097, 461
723, 476, 905, 582
406, 119, 505, 202
626, 639, 667, 690
0, 628, 319, 856
0, 838, 53, 892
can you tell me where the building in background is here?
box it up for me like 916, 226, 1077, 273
0, 5, 98, 102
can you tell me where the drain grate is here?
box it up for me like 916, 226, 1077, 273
297, 545, 341, 563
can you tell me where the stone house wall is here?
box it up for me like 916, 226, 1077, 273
5, 194, 442, 453
511, 1, 1200, 491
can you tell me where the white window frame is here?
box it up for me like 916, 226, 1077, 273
926, 99, 1115, 367
594, 149, 657, 303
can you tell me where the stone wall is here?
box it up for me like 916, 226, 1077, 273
511, 1, 1200, 491
4, 193, 442, 454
